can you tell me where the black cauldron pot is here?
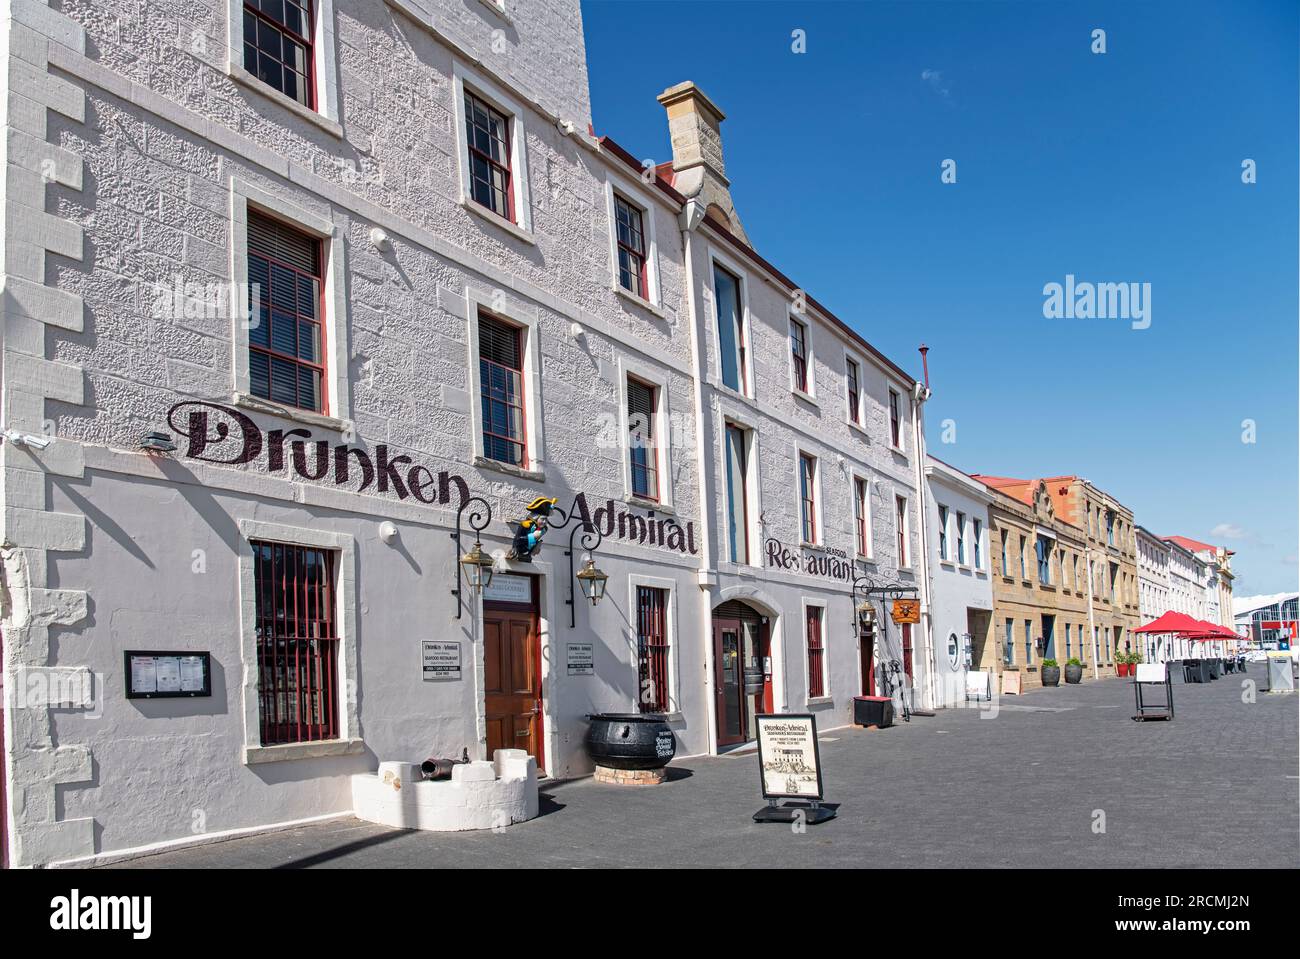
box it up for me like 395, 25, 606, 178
585, 713, 676, 770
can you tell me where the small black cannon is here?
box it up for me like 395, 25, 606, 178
421, 747, 470, 780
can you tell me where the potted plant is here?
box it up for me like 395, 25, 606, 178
1040, 658, 1061, 687
1064, 657, 1083, 684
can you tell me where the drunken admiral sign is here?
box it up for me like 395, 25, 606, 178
167, 401, 701, 557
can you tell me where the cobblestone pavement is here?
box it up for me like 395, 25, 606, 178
114, 665, 1298, 868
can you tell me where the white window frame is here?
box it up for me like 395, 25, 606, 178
466, 286, 545, 478
604, 174, 662, 308
787, 314, 815, 400
844, 350, 866, 433
708, 245, 755, 399
721, 412, 761, 567
801, 598, 831, 704
618, 358, 673, 509
452, 60, 535, 240
850, 469, 874, 561
225, 0, 342, 136
229, 178, 352, 432
895, 492, 912, 569
795, 448, 822, 546
973, 517, 984, 570
237, 519, 362, 764
956, 510, 967, 566
627, 574, 679, 717
937, 503, 951, 562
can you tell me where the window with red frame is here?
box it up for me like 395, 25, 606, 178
614, 194, 648, 298
479, 312, 526, 466
889, 388, 902, 447
464, 90, 513, 220
243, 0, 315, 108
251, 540, 339, 745
636, 586, 670, 712
896, 495, 908, 565
799, 453, 817, 543
790, 318, 809, 392
247, 210, 325, 413
627, 377, 658, 500
846, 357, 860, 424
901, 623, 913, 681
854, 476, 870, 556
806, 606, 825, 698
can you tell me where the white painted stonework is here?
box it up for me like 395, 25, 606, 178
0, 0, 926, 867
922, 457, 993, 708
353, 750, 538, 831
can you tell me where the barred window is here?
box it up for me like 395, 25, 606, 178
252, 540, 339, 745
243, 0, 314, 108
806, 606, 825, 698
636, 586, 670, 712
247, 210, 325, 413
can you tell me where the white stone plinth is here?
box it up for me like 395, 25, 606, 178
352, 749, 538, 831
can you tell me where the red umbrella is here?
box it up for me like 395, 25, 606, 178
1134, 611, 1202, 634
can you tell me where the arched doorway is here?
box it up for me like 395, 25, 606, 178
712, 599, 773, 747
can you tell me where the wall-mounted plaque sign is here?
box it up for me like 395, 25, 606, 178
422, 641, 462, 681
482, 572, 534, 604
566, 643, 594, 676
124, 651, 211, 699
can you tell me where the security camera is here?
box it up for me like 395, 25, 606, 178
3, 429, 52, 450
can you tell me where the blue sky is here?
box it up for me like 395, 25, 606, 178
581, 0, 1298, 596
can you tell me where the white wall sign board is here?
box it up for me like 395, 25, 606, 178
482, 573, 533, 604
566, 643, 594, 676
422, 641, 462, 681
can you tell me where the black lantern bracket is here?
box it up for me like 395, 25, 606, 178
551, 507, 605, 629
451, 495, 493, 620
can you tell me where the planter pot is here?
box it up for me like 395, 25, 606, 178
1064, 663, 1083, 684
585, 713, 676, 770
1117, 663, 1132, 678
1040, 665, 1061, 687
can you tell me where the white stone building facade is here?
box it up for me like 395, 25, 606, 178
0, 0, 927, 866
922, 457, 993, 707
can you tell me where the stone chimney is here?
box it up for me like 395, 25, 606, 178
656, 81, 749, 244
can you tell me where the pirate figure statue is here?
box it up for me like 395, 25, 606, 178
509, 496, 559, 561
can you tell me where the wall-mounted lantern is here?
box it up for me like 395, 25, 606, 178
564, 520, 606, 628
575, 556, 608, 606
451, 496, 493, 619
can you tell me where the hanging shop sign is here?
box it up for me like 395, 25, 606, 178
422, 641, 462, 681
752, 713, 835, 825
566, 643, 595, 676
166, 402, 699, 557
124, 651, 211, 699
765, 538, 854, 583
891, 598, 920, 624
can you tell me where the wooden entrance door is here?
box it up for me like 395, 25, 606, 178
484, 598, 543, 771
713, 617, 746, 746
860, 624, 876, 696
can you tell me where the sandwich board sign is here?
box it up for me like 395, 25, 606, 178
752, 713, 835, 825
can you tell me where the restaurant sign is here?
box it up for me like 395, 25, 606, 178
167, 401, 699, 556
765, 538, 854, 583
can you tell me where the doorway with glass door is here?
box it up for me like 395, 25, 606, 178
712, 600, 772, 749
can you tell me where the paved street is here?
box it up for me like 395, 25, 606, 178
115, 666, 1298, 869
